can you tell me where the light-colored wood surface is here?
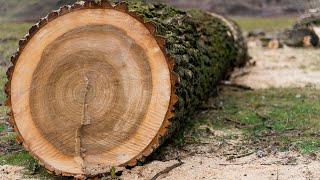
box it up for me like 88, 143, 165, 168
10, 8, 172, 176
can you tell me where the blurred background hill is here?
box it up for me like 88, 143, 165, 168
164, 0, 303, 16
0, 0, 307, 22
0, 0, 78, 22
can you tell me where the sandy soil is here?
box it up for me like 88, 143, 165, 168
122, 152, 320, 180
0, 165, 25, 180
231, 45, 320, 89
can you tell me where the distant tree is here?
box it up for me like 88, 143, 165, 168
0, 1, 8, 15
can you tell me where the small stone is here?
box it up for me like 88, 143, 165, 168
268, 39, 283, 49
256, 150, 266, 158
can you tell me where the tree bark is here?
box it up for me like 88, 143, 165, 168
6, 0, 248, 177
128, 1, 248, 137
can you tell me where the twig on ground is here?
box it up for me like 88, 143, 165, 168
261, 163, 273, 165
219, 81, 253, 91
227, 151, 255, 161
151, 160, 184, 180
219, 162, 249, 166
229, 71, 250, 79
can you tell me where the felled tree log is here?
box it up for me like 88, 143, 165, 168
6, 0, 248, 177
280, 27, 319, 47
288, 12, 320, 47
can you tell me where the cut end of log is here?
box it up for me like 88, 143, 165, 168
7, 4, 174, 177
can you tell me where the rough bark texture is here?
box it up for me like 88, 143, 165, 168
127, 1, 248, 137
6, 0, 248, 177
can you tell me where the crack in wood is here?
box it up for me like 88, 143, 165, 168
83, 75, 91, 125
75, 74, 91, 172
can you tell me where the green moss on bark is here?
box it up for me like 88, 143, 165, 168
126, 2, 247, 135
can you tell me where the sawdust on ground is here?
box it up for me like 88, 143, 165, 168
0, 165, 26, 180
231, 44, 320, 89
122, 152, 319, 180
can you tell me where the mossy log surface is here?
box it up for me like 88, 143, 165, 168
6, 0, 248, 177
128, 1, 248, 133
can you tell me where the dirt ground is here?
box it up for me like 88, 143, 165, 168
1, 45, 320, 179
231, 43, 320, 89
122, 152, 319, 180
0, 165, 26, 180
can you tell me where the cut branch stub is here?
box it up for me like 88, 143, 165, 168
7, 4, 173, 177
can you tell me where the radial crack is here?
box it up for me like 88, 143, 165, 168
83, 75, 91, 125
75, 74, 91, 172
